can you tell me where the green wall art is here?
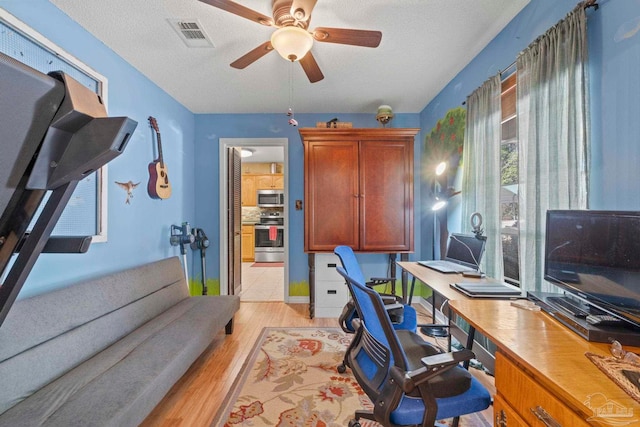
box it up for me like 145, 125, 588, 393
424, 107, 466, 170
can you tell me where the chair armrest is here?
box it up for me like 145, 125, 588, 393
389, 349, 476, 393
383, 302, 403, 312
421, 349, 474, 369
370, 276, 394, 283
366, 277, 394, 287
380, 295, 399, 304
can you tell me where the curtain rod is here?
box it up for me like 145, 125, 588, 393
462, 0, 598, 105
500, 61, 516, 76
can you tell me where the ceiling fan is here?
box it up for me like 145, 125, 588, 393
198, 0, 382, 83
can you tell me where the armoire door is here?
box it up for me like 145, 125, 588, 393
359, 139, 414, 251
304, 140, 359, 252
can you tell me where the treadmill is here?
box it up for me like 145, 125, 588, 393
0, 51, 137, 328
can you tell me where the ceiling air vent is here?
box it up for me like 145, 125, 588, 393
167, 19, 214, 48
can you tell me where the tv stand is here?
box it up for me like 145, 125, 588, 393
528, 292, 640, 346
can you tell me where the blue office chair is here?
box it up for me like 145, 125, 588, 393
334, 246, 417, 334
336, 266, 492, 427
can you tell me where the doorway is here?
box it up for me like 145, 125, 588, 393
219, 138, 288, 302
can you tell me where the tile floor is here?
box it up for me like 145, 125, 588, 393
240, 262, 284, 302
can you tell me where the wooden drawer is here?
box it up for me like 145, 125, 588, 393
495, 352, 590, 427
494, 394, 528, 427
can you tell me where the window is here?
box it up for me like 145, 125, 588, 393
0, 11, 108, 241
500, 71, 519, 284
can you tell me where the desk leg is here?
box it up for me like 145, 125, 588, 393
409, 277, 416, 305
390, 253, 397, 297
463, 324, 476, 370
400, 253, 408, 304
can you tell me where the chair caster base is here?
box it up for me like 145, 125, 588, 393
337, 363, 347, 373
348, 420, 361, 427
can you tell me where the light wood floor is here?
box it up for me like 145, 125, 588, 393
141, 302, 495, 426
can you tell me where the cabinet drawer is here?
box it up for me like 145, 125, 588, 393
494, 394, 528, 427
314, 253, 343, 281
315, 280, 349, 307
495, 352, 590, 427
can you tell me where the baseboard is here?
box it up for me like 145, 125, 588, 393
286, 296, 310, 304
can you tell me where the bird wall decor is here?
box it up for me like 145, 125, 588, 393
115, 181, 140, 204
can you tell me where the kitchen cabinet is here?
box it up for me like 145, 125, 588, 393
255, 174, 284, 190
241, 225, 255, 262
241, 175, 256, 207
300, 128, 418, 252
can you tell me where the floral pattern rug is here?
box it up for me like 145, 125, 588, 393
213, 327, 490, 427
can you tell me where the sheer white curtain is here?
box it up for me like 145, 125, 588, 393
461, 75, 503, 279
517, 6, 590, 292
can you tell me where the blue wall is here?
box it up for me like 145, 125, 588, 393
1, 0, 197, 298
4, 0, 639, 298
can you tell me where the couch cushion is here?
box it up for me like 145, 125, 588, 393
0, 257, 189, 415
0, 294, 240, 426
0, 257, 188, 362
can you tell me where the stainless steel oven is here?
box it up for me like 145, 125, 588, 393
254, 212, 284, 262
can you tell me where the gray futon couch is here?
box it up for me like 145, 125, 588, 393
0, 256, 240, 426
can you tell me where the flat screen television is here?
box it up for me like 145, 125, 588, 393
544, 210, 640, 328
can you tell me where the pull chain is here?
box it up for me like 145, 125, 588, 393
287, 62, 298, 126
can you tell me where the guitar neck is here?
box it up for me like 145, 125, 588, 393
156, 131, 165, 167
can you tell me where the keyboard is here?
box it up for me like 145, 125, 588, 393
418, 260, 475, 273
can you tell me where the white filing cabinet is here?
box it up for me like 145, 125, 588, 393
314, 253, 350, 318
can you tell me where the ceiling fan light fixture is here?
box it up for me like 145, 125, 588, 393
271, 26, 313, 62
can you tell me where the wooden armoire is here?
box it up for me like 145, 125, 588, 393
299, 127, 418, 317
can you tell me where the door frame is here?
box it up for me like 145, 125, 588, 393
219, 138, 289, 301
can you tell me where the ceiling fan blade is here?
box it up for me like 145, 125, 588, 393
230, 41, 274, 69
313, 27, 382, 48
290, 0, 317, 22
299, 51, 324, 83
198, 0, 274, 26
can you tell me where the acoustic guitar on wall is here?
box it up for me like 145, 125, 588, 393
147, 116, 171, 199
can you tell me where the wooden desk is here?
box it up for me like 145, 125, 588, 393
397, 261, 520, 367
397, 261, 482, 303
449, 299, 640, 426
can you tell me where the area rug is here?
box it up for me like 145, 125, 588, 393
251, 262, 284, 267
212, 327, 491, 427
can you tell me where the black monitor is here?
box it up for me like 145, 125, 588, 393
544, 210, 640, 328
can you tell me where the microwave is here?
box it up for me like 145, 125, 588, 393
257, 189, 284, 207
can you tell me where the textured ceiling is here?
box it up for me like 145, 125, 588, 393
49, 0, 529, 114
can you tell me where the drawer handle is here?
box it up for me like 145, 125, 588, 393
496, 409, 507, 427
327, 290, 337, 294
530, 406, 561, 427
